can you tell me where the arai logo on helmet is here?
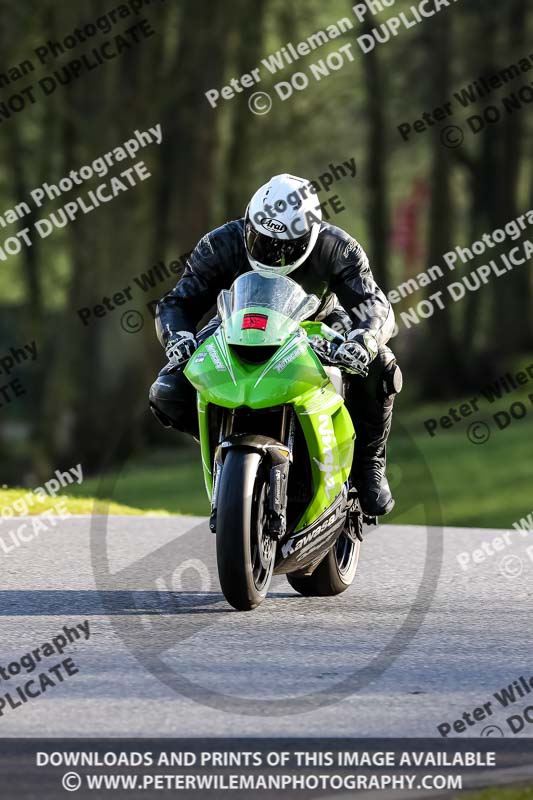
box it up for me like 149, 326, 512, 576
260, 217, 287, 233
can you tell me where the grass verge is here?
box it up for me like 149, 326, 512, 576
457, 785, 533, 800
0, 489, 168, 516
8, 390, 532, 527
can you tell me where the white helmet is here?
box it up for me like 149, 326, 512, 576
244, 174, 322, 276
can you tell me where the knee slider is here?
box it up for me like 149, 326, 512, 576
380, 361, 402, 400
149, 374, 189, 430
149, 402, 173, 429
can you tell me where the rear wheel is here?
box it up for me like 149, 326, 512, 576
287, 528, 361, 597
216, 450, 276, 611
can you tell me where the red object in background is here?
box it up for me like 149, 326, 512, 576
242, 313, 269, 331
391, 178, 429, 265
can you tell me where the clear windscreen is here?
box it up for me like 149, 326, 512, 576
218, 272, 319, 323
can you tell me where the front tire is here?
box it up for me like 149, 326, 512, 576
287, 531, 360, 597
216, 450, 276, 611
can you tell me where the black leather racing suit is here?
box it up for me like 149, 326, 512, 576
149, 218, 402, 513
154, 218, 394, 349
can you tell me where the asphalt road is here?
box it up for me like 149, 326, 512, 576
0, 514, 532, 738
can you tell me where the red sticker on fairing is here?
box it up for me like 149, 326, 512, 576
242, 313, 268, 331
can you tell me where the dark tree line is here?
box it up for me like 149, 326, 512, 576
0, 0, 531, 480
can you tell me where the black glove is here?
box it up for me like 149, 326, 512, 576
333, 331, 378, 378
308, 335, 336, 364
165, 331, 197, 367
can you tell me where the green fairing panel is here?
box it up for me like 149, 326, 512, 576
186, 330, 355, 530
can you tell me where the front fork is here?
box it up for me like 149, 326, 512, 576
209, 408, 294, 539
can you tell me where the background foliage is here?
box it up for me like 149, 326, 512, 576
1, 0, 531, 526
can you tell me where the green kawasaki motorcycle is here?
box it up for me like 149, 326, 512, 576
184, 271, 368, 611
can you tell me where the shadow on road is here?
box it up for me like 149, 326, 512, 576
0, 590, 229, 616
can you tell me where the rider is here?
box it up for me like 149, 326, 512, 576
149, 174, 402, 517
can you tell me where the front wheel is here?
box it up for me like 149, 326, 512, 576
287, 530, 361, 597
216, 450, 276, 611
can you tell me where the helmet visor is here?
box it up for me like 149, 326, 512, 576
245, 219, 312, 269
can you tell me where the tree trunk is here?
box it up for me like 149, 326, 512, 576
420, 13, 462, 395
361, 15, 390, 289
224, 0, 269, 219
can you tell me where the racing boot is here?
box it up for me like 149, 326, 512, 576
347, 350, 402, 517
351, 395, 395, 516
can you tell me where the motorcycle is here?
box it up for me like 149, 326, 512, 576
184, 271, 372, 611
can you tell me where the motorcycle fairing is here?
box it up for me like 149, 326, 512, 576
185, 329, 355, 533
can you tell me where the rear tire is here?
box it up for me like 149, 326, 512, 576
287, 531, 360, 597
216, 450, 275, 611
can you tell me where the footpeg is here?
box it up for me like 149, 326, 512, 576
344, 508, 363, 543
